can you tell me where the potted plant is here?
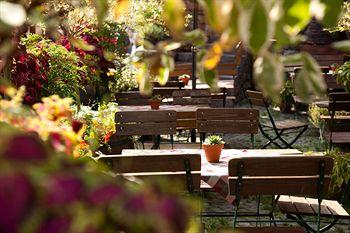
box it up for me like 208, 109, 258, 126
149, 95, 162, 110
179, 74, 190, 85
202, 135, 225, 163
279, 80, 295, 113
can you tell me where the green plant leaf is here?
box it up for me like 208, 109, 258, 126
319, 0, 343, 28
163, 0, 185, 39
332, 40, 350, 52
199, 67, 218, 91
93, 0, 108, 26
254, 52, 284, 104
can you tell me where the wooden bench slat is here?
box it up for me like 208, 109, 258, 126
278, 195, 299, 214
305, 198, 333, 216
228, 156, 334, 177
116, 111, 176, 123
197, 108, 259, 120
117, 122, 177, 135
322, 199, 350, 218
220, 227, 306, 233
289, 196, 316, 215
197, 120, 259, 134
229, 177, 329, 196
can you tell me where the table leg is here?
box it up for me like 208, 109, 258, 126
191, 129, 196, 142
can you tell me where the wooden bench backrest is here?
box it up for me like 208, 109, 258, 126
329, 92, 350, 111
246, 90, 269, 108
170, 63, 238, 77
173, 89, 211, 105
197, 108, 259, 134
324, 74, 345, 91
228, 156, 333, 196
115, 110, 177, 136
115, 91, 149, 106
99, 153, 201, 192
152, 81, 185, 88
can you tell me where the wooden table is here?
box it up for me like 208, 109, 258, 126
122, 149, 303, 204
118, 105, 209, 142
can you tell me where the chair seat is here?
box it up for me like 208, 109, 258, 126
219, 227, 306, 233
323, 131, 350, 144
278, 195, 350, 219
262, 120, 308, 130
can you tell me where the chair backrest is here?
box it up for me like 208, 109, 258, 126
245, 90, 269, 108
152, 81, 184, 89
324, 74, 345, 92
99, 153, 201, 192
196, 108, 259, 134
173, 89, 211, 105
228, 156, 333, 197
115, 110, 177, 136
115, 91, 149, 106
327, 92, 350, 133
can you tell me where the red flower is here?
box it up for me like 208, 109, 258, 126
72, 120, 83, 133
104, 132, 112, 143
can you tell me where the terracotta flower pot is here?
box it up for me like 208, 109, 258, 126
149, 99, 161, 110
180, 77, 190, 85
203, 144, 224, 163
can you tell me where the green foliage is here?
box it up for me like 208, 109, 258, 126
107, 65, 138, 93
335, 61, 350, 93
308, 104, 329, 128
328, 1, 350, 32
280, 80, 295, 103
21, 34, 85, 100
325, 149, 350, 194
203, 135, 225, 146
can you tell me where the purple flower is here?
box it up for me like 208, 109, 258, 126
88, 184, 123, 205
45, 173, 83, 205
157, 197, 189, 233
4, 134, 47, 162
38, 216, 70, 233
0, 173, 33, 233
124, 194, 146, 213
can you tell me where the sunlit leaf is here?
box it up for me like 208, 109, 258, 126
283, 0, 311, 36
183, 30, 207, 47
332, 40, 350, 53
69, 37, 95, 51
158, 67, 170, 86
249, 0, 269, 54
204, 42, 223, 70
114, 0, 130, 20
199, 0, 233, 34
163, 42, 182, 51
254, 52, 284, 104
319, 0, 342, 28
199, 68, 218, 91
0, 1, 26, 27
163, 0, 185, 39
294, 53, 326, 103
93, 0, 108, 26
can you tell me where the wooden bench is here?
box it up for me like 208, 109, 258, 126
115, 91, 149, 106
228, 156, 338, 232
219, 227, 306, 233
98, 153, 201, 193
322, 92, 350, 148
115, 110, 177, 149
169, 62, 238, 78
197, 108, 259, 148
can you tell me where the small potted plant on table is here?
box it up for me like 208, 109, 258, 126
179, 74, 190, 85
202, 135, 225, 163
149, 95, 162, 110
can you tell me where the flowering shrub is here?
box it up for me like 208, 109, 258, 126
73, 102, 119, 156
59, 22, 129, 86
11, 34, 86, 104
107, 66, 138, 93
0, 86, 83, 157
0, 126, 196, 233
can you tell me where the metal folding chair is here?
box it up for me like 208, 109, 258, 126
246, 90, 308, 149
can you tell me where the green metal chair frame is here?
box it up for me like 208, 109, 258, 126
228, 156, 335, 232
246, 90, 308, 149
